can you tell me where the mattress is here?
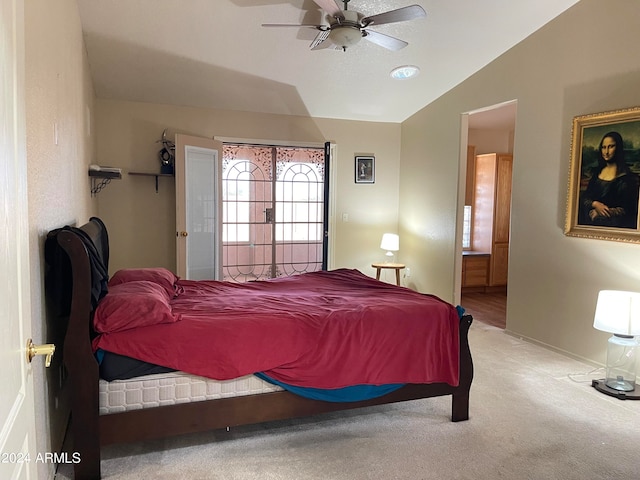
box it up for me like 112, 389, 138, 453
99, 371, 283, 415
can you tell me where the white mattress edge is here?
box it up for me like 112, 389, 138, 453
99, 371, 283, 415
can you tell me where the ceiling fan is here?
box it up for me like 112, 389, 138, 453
262, 0, 426, 52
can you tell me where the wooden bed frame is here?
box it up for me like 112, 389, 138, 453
54, 217, 473, 480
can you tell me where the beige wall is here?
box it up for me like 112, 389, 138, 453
468, 127, 514, 155
94, 100, 402, 283
400, 0, 640, 365
25, 0, 96, 478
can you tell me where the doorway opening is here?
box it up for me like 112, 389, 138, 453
459, 100, 517, 329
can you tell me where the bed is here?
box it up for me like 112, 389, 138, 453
47, 217, 473, 480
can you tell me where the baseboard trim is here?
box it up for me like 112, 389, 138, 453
461, 285, 507, 294
503, 329, 601, 368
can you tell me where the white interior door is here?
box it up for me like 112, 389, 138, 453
175, 134, 223, 280
0, 0, 38, 478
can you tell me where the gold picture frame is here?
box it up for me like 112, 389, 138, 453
565, 107, 640, 243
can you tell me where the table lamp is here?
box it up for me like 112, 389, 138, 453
592, 290, 640, 399
380, 233, 399, 261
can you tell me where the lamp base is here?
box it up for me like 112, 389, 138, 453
592, 379, 640, 400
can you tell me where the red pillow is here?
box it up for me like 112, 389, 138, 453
94, 281, 179, 333
109, 267, 179, 298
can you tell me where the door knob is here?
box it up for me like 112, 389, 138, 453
26, 339, 55, 367
178, 231, 188, 237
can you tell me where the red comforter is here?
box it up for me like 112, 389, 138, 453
92, 269, 460, 389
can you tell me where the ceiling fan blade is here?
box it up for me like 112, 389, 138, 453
311, 0, 344, 20
310, 29, 331, 50
362, 30, 408, 51
262, 23, 324, 28
362, 4, 426, 27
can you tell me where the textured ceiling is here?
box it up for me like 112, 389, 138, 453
77, 0, 580, 123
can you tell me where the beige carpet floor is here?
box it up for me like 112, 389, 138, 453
56, 321, 640, 479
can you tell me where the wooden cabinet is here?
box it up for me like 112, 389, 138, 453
464, 144, 476, 206
462, 254, 490, 288
471, 153, 512, 287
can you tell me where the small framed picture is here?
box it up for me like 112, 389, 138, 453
355, 156, 375, 184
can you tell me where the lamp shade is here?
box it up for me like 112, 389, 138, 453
593, 290, 640, 335
380, 233, 399, 253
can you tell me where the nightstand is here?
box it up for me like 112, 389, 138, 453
372, 263, 405, 286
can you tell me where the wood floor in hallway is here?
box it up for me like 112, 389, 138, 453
460, 291, 506, 329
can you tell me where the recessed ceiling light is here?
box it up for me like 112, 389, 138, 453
390, 65, 420, 79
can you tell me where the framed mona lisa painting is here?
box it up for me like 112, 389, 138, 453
565, 106, 640, 243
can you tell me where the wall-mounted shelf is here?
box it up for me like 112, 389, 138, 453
129, 171, 174, 193
89, 169, 122, 196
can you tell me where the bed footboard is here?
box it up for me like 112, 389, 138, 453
452, 314, 473, 422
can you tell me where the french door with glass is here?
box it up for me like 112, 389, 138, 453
222, 143, 329, 282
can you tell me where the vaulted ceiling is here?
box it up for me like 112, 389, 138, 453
77, 0, 580, 123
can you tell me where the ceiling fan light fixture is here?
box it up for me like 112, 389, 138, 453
390, 65, 420, 79
328, 26, 363, 48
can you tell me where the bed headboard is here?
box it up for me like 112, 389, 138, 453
45, 217, 110, 480
81, 216, 109, 272
45, 215, 110, 352
46, 216, 110, 313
